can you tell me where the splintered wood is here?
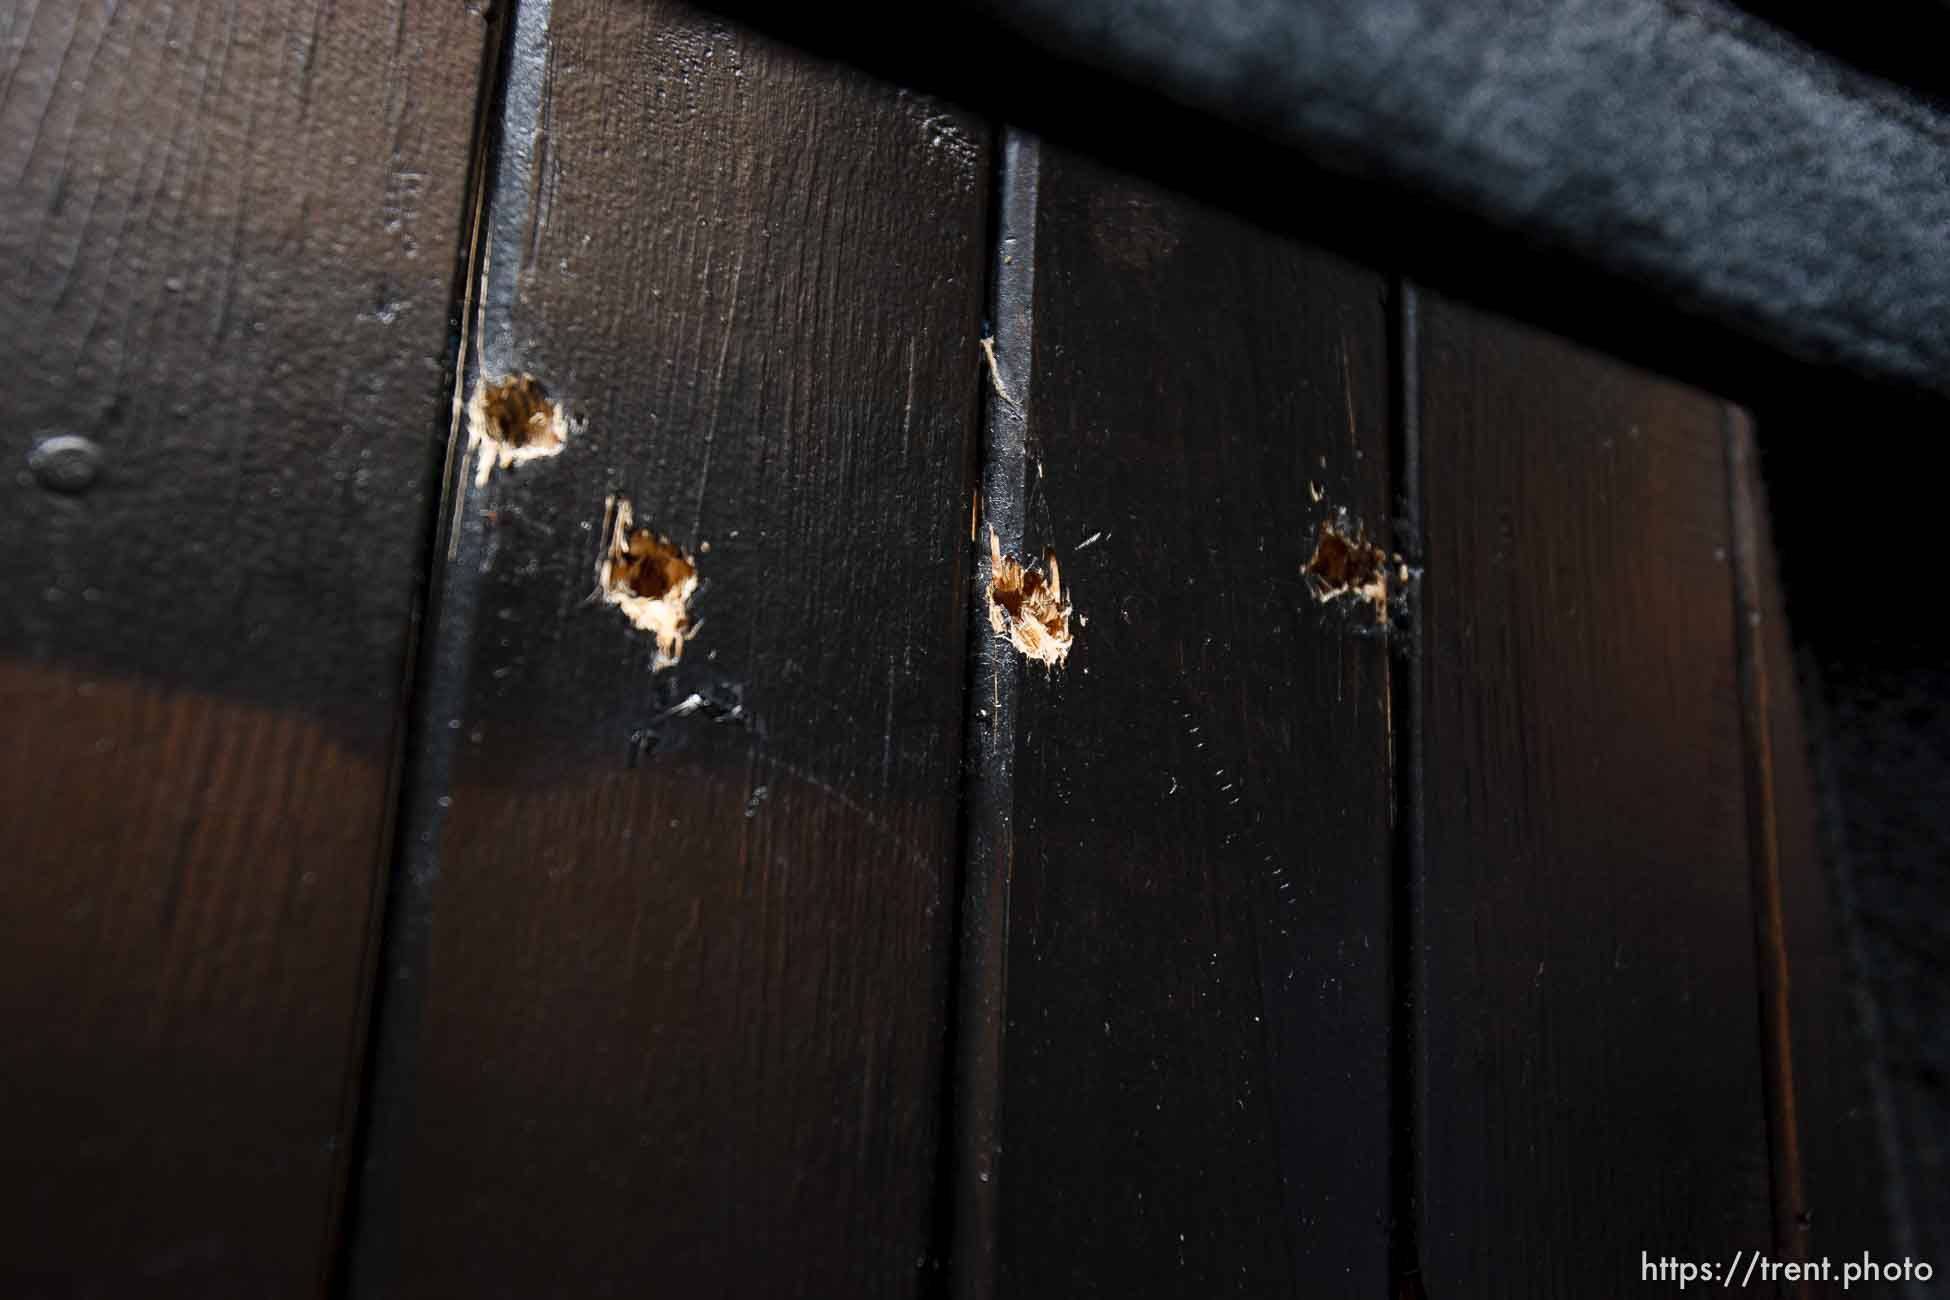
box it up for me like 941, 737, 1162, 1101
986, 526, 1074, 668
598, 495, 698, 670
1304, 511, 1391, 621
979, 336, 1020, 413
468, 373, 569, 486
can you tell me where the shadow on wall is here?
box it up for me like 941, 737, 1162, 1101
1758, 377, 1950, 1274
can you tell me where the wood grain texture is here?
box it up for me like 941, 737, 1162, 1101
1414, 295, 1774, 1293
0, 0, 487, 1293
982, 143, 1398, 1298
345, 4, 992, 1295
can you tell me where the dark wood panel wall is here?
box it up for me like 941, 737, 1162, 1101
340, 3, 992, 1297
967, 140, 1399, 1299
0, 1, 490, 1294
0, 3, 1894, 1297
1412, 300, 1775, 1292
1728, 414, 1901, 1274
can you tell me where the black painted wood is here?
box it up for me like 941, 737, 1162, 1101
1728, 407, 1814, 1279
948, 128, 1040, 1300
1731, 414, 1901, 1278
976, 142, 1398, 1299
1414, 296, 1775, 1293
342, 3, 992, 1295
4, 6, 1909, 1289
0, 1, 489, 1293
1751, 378, 1950, 1273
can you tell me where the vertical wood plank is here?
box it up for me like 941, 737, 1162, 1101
1729, 414, 1900, 1273
1414, 296, 1774, 1293
980, 142, 1398, 1298
949, 128, 1041, 1300
1744, 379, 1944, 1272
0, 1, 489, 1293
346, 3, 992, 1295
1726, 407, 1812, 1282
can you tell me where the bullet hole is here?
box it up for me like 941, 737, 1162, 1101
468, 373, 568, 486
598, 495, 698, 670
28, 434, 103, 494
986, 526, 1074, 668
1304, 511, 1392, 620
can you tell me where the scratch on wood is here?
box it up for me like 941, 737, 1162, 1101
693, 248, 746, 537
904, 336, 918, 440
1340, 335, 1357, 440
980, 335, 1023, 416
744, 747, 930, 870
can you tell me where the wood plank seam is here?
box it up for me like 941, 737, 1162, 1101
948, 126, 1040, 1300
1725, 406, 1811, 1293
1389, 278, 1429, 1300
330, 7, 995, 1291
1793, 634, 1925, 1271
2, 0, 493, 1291
968, 142, 1397, 1297
1415, 297, 1774, 1293
333, 1, 531, 1291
